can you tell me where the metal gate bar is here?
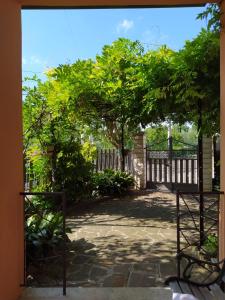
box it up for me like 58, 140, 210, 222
20, 191, 67, 296
176, 191, 224, 279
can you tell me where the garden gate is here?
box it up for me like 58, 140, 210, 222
146, 139, 198, 191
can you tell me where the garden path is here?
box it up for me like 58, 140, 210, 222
66, 191, 177, 287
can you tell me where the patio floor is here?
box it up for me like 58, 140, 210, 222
21, 287, 173, 300
66, 191, 178, 287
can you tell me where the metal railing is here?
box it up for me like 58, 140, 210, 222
20, 192, 67, 296
176, 191, 224, 278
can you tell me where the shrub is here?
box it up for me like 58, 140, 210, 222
25, 140, 95, 203
53, 141, 94, 203
202, 234, 218, 257
26, 212, 64, 259
25, 195, 71, 264
92, 169, 134, 196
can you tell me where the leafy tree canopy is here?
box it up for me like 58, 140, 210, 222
23, 21, 220, 177
145, 124, 197, 150
168, 29, 220, 134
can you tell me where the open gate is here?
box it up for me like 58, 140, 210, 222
146, 139, 198, 192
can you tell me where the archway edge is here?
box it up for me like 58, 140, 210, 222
0, 1, 223, 300
21, 0, 217, 8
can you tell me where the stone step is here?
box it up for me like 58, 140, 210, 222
20, 287, 173, 300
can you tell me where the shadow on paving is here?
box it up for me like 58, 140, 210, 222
65, 191, 178, 287
67, 192, 177, 225
25, 191, 202, 287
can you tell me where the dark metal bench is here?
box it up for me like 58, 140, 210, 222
165, 252, 225, 299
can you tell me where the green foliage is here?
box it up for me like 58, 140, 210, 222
26, 212, 63, 257
145, 125, 168, 149
81, 141, 97, 162
168, 29, 220, 134
202, 234, 218, 257
92, 169, 134, 196
23, 26, 220, 202
53, 140, 94, 202
23, 77, 95, 201
25, 196, 71, 262
141, 47, 176, 125
51, 39, 146, 166
145, 124, 197, 150
197, 4, 221, 33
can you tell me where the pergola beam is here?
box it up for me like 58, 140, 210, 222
21, 0, 217, 8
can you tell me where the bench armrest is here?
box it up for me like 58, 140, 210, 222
176, 252, 224, 286
178, 252, 225, 267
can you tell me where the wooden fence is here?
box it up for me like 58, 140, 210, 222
94, 149, 133, 173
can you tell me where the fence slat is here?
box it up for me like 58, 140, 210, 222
100, 149, 103, 171
149, 158, 152, 183
191, 159, 195, 184
164, 159, 167, 183
112, 149, 115, 170
108, 149, 111, 169
159, 159, 162, 182
96, 150, 99, 172
180, 160, 183, 183
154, 159, 157, 182
186, 159, 189, 184
94, 149, 133, 173
171, 159, 174, 183
175, 159, 178, 183
104, 150, 107, 169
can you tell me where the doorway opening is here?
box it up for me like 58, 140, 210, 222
21, 5, 220, 290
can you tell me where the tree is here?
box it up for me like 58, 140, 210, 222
169, 29, 220, 135
197, 3, 221, 33
52, 38, 147, 171
140, 46, 176, 126
23, 76, 95, 201
145, 124, 197, 150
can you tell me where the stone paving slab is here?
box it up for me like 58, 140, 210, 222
65, 191, 178, 287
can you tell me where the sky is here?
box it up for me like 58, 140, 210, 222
22, 7, 207, 79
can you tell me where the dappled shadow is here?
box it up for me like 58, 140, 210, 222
66, 237, 178, 287
25, 191, 212, 288
68, 237, 177, 264
26, 192, 179, 287
67, 191, 177, 227
64, 191, 178, 287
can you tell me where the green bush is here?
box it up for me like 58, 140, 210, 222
25, 196, 71, 264
25, 140, 94, 203
202, 234, 218, 257
92, 169, 134, 196
53, 141, 94, 203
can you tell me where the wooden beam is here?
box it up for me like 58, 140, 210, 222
21, 0, 216, 9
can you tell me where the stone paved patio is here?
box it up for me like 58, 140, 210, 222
66, 191, 178, 287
